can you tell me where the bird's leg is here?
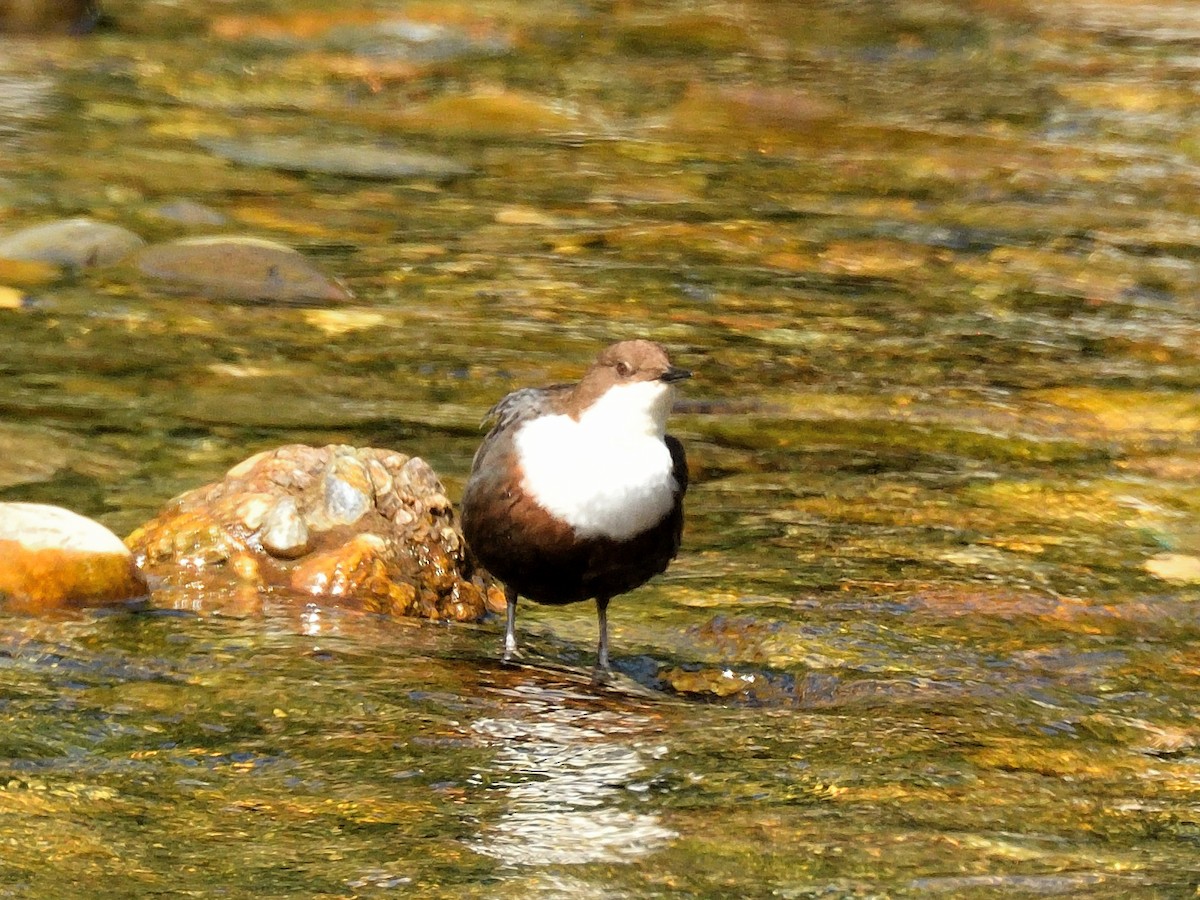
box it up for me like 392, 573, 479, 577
593, 596, 613, 683
502, 584, 521, 662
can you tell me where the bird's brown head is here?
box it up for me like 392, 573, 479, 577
568, 340, 691, 422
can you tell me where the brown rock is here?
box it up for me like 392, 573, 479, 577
665, 83, 840, 145
0, 0, 99, 33
126, 444, 493, 620
290, 533, 417, 616
133, 236, 352, 304
0, 503, 148, 614
663, 666, 757, 699
0, 218, 144, 268
386, 89, 578, 137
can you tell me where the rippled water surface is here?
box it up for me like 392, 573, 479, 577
3, 0, 1200, 896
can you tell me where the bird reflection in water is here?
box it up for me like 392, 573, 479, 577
469, 679, 676, 867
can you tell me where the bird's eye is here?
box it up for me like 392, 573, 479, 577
615, 361, 632, 377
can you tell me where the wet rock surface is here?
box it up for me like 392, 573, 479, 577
132, 236, 352, 303
0, 502, 148, 613
200, 136, 470, 181
0, 217, 144, 268
126, 444, 499, 620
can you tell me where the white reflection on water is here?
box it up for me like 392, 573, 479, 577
470, 681, 676, 867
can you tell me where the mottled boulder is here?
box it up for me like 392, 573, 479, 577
0, 503, 148, 614
126, 445, 501, 620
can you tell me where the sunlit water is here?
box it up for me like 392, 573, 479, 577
2, 0, 1200, 895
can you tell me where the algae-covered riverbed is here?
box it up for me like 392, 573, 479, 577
3, 0, 1200, 896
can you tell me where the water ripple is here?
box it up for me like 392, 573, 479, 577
469, 683, 675, 866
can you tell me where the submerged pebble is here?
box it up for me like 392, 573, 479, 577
199, 135, 470, 181
386, 89, 580, 137
0, 217, 144, 268
325, 16, 512, 61
0, 285, 27, 308
0, 257, 60, 286
1143, 552, 1200, 583
133, 235, 352, 303
148, 199, 230, 226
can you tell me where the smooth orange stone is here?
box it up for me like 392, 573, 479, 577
0, 540, 147, 613
0, 503, 148, 614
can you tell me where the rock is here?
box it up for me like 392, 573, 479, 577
0, 424, 78, 488
664, 83, 840, 146
126, 444, 499, 620
0, 285, 27, 309
199, 136, 470, 182
0, 503, 148, 614
493, 206, 564, 228
1143, 552, 1200, 584
325, 16, 513, 62
148, 199, 229, 227
319, 454, 373, 526
0, 257, 60, 286
617, 12, 760, 56
0, 0, 99, 33
387, 89, 579, 137
209, 10, 512, 62
662, 666, 758, 699
0, 217, 144, 268
1079, 713, 1199, 756
133, 236, 352, 303
259, 497, 309, 558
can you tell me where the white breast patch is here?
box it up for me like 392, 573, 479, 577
514, 381, 679, 541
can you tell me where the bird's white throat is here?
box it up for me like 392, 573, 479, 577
514, 380, 677, 541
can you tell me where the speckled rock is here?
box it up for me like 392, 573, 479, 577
126, 444, 501, 619
0, 503, 148, 614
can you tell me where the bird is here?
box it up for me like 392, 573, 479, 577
460, 339, 690, 679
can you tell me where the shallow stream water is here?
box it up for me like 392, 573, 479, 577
3, 0, 1200, 896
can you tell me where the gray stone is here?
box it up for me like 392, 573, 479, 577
199, 136, 470, 182
322, 455, 373, 526
150, 200, 229, 226
0, 217, 145, 267
260, 497, 310, 559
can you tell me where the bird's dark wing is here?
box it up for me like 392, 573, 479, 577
666, 434, 688, 496
481, 384, 570, 434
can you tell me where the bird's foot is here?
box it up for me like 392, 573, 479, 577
590, 663, 615, 686
501, 639, 522, 663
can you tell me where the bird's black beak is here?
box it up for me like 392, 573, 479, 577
661, 366, 692, 383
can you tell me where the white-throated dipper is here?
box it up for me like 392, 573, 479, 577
460, 340, 690, 677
